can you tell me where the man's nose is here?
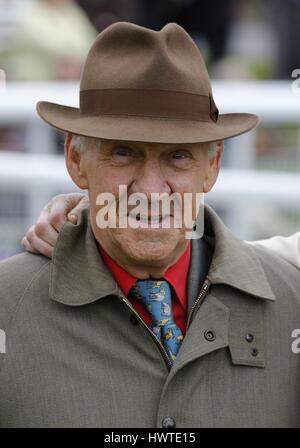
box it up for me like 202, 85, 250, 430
130, 160, 171, 197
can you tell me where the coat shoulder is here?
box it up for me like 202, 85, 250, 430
248, 242, 300, 303
0, 252, 50, 329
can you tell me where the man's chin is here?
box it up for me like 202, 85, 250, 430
118, 238, 179, 267
96, 227, 187, 269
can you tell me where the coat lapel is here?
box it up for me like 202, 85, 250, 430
179, 204, 276, 375
49, 209, 122, 306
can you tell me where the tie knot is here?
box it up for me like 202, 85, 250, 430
130, 280, 172, 325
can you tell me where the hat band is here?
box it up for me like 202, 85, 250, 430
80, 88, 219, 123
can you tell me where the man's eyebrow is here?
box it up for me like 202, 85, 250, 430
167, 144, 195, 149
159, 143, 201, 152
101, 140, 137, 147
122, 141, 198, 149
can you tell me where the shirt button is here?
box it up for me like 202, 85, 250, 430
129, 314, 139, 326
204, 329, 216, 341
245, 333, 254, 343
162, 417, 176, 428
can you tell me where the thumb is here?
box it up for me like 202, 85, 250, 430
67, 194, 90, 224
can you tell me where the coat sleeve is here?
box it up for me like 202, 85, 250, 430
247, 232, 300, 270
0, 253, 50, 375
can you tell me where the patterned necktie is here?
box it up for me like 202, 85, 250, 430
130, 280, 183, 364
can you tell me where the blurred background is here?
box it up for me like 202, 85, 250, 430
0, 0, 300, 260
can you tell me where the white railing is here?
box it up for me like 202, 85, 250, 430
2, 80, 300, 121
1, 151, 300, 204
0, 81, 299, 253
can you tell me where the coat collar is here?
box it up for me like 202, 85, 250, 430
203, 205, 276, 302
49, 205, 276, 306
50, 209, 123, 306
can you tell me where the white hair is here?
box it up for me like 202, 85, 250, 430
208, 142, 219, 159
71, 135, 91, 153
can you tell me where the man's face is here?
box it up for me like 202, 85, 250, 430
65, 136, 223, 276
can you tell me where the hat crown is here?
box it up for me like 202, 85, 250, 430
80, 22, 212, 96
37, 21, 259, 145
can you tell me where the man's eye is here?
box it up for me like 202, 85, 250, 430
171, 151, 190, 160
114, 147, 132, 157
173, 153, 186, 159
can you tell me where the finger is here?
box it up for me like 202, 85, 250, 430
47, 193, 87, 232
21, 236, 39, 254
45, 199, 72, 232
67, 194, 90, 223
22, 235, 53, 259
67, 213, 78, 224
24, 230, 54, 259
34, 220, 59, 247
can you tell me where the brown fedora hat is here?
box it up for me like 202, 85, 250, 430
37, 21, 259, 144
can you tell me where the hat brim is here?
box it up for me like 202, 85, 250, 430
37, 101, 259, 144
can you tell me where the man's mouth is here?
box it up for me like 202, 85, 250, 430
128, 213, 172, 227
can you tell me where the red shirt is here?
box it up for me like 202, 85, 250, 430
99, 243, 191, 335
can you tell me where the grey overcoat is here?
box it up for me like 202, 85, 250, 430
0, 206, 299, 428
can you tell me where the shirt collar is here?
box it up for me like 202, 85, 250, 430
163, 242, 190, 308
98, 246, 136, 298
49, 206, 275, 307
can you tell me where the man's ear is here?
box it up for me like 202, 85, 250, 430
64, 133, 89, 189
203, 141, 224, 193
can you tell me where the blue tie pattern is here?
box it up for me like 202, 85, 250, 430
130, 280, 183, 364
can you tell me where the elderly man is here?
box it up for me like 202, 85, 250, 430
1, 22, 300, 428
